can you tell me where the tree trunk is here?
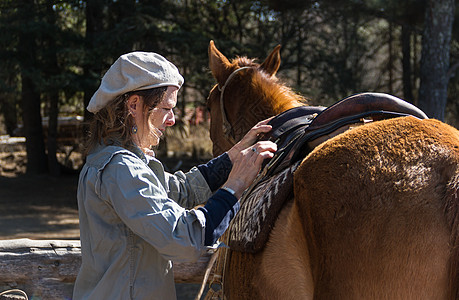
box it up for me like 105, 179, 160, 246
388, 20, 393, 94
20, 75, 47, 174
296, 24, 303, 87
45, 0, 61, 176
18, 0, 47, 174
401, 24, 414, 103
0, 97, 18, 137
83, 0, 105, 122
46, 92, 60, 176
418, 0, 455, 120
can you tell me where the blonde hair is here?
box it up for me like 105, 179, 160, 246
84, 87, 167, 156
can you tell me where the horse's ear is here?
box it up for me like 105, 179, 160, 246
260, 45, 281, 76
209, 40, 232, 86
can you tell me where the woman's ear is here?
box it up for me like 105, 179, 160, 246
127, 94, 141, 116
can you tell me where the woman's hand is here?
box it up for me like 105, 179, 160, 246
223, 118, 277, 199
223, 141, 277, 199
227, 117, 274, 163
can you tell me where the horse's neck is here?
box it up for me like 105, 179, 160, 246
273, 100, 304, 114
232, 69, 305, 136
233, 98, 304, 141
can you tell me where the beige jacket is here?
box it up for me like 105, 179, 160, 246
73, 145, 212, 300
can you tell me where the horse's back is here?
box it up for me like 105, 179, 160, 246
294, 116, 459, 299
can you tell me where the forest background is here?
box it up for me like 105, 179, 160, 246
0, 0, 458, 176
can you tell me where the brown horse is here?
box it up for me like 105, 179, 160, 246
206, 40, 459, 299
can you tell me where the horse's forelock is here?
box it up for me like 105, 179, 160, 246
232, 56, 256, 68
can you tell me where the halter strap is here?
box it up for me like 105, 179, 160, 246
218, 66, 252, 144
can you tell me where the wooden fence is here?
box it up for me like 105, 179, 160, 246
0, 239, 211, 299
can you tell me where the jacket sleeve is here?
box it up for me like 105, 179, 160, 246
164, 166, 213, 208
100, 153, 207, 263
147, 157, 213, 209
157, 153, 232, 208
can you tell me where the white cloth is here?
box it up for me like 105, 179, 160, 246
87, 52, 184, 113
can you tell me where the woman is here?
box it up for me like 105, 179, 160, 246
73, 52, 277, 299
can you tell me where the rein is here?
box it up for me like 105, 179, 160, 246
195, 67, 253, 300
218, 66, 252, 145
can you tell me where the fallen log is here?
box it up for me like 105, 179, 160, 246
0, 239, 211, 299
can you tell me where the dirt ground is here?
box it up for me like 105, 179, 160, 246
0, 172, 80, 240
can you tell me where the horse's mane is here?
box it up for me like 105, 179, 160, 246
233, 56, 306, 114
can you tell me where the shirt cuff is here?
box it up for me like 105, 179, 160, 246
198, 189, 239, 246
197, 152, 233, 192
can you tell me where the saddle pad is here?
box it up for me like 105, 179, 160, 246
228, 161, 301, 253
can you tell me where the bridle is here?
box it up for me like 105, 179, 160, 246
217, 66, 252, 145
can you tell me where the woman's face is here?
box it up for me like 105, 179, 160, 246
128, 86, 178, 151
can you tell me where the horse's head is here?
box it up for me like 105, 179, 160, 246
207, 40, 305, 156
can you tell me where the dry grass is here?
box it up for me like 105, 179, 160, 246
159, 122, 213, 160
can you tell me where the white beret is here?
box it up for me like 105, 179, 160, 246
87, 51, 184, 113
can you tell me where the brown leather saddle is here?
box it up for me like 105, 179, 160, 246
227, 92, 428, 253
260, 92, 428, 178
